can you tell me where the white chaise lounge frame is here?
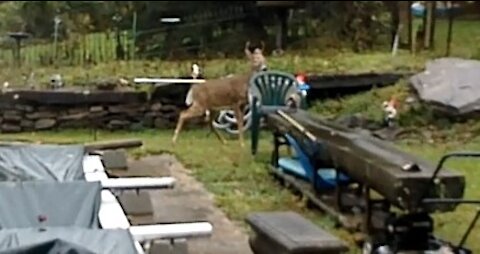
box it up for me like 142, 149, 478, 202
82, 154, 213, 254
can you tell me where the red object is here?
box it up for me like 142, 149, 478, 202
296, 73, 307, 84
388, 97, 399, 109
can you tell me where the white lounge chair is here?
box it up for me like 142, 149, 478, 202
83, 154, 213, 254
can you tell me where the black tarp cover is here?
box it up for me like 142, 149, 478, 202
0, 227, 137, 254
0, 143, 85, 182
0, 181, 101, 229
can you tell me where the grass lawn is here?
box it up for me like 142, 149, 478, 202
2, 124, 479, 252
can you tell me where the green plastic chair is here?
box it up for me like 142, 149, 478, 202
249, 70, 299, 155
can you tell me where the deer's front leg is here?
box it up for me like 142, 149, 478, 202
233, 104, 245, 148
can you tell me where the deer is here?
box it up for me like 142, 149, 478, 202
171, 41, 267, 147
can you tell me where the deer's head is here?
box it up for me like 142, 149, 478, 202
249, 41, 266, 72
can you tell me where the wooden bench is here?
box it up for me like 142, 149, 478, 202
246, 211, 349, 254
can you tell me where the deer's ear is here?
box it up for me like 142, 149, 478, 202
260, 41, 265, 51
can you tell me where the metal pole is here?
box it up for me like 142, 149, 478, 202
54, 16, 61, 60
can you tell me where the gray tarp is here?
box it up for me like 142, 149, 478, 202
0, 143, 85, 182
0, 227, 137, 254
410, 57, 480, 116
0, 181, 101, 229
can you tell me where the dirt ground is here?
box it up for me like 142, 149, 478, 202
112, 154, 252, 254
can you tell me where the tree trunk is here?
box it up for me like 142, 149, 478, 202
275, 8, 288, 51
387, 1, 400, 49
398, 1, 412, 49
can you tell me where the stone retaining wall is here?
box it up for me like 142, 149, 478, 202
0, 72, 404, 133
0, 87, 202, 133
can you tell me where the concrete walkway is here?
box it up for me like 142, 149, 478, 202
114, 154, 252, 254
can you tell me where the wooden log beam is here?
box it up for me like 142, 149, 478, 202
446, 1, 454, 56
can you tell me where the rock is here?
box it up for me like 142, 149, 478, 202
108, 105, 129, 114
58, 112, 88, 121
107, 119, 130, 130
144, 111, 164, 118
20, 120, 34, 129
35, 118, 57, 130
150, 103, 162, 111
109, 104, 145, 114
89, 106, 104, 113
25, 111, 57, 120
125, 108, 146, 117
88, 111, 108, 119
14, 104, 34, 112
160, 105, 179, 113
3, 110, 22, 122
1, 123, 21, 133
68, 107, 88, 114
154, 118, 171, 129
3, 109, 21, 115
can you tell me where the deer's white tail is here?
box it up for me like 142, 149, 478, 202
185, 88, 194, 106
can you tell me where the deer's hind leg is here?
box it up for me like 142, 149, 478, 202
233, 104, 245, 148
208, 110, 227, 145
172, 103, 205, 144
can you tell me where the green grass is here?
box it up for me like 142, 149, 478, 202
0, 50, 428, 87
0, 18, 479, 87
2, 125, 479, 252
427, 18, 480, 59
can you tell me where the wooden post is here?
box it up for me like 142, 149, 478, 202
424, 1, 434, 49
389, 1, 400, 49
446, 1, 454, 56
275, 8, 288, 52
407, 1, 413, 52
430, 1, 437, 49
397, 1, 412, 50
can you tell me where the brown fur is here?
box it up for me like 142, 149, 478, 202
171, 42, 264, 147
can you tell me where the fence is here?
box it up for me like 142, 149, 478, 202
0, 6, 479, 69
0, 30, 133, 67
0, 5, 259, 68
